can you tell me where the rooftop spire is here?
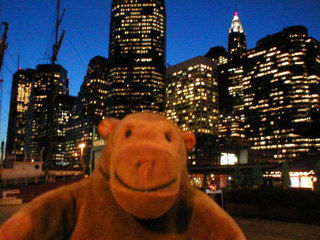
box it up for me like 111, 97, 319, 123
229, 11, 244, 34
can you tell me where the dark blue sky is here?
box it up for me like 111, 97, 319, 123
0, 0, 319, 143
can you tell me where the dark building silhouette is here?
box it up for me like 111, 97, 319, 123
106, 0, 166, 118
205, 46, 228, 65
25, 64, 71, 165
6, 68, 35, 161
65, 56, 108, 171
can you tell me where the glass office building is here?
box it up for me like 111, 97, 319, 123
106, 0, 166, 118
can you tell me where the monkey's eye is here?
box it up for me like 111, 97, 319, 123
165, 133, 171, 142
125, 130, 132, 138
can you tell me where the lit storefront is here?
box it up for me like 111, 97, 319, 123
264, 154, 320, 190
264, 170, 316, 189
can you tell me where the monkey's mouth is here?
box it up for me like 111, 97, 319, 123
115, 172, 177, 192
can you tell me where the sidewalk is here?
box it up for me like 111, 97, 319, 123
235, 217, 320, 240
1, 204, 319, 239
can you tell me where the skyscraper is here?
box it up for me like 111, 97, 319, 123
25, 64, 70, 165
107, 0, 166, 118
205, 12, 247, 146
227, 12, 247, 118
6, 68, 35, 161
166, 56, 219, 166
65, 56, 108, 171
228, 12, 246, 62
243, 26, 320, 161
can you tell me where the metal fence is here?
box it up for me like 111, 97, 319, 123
0, 174, 82, 189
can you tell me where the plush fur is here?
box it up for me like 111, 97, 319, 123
0, 113, 246, 240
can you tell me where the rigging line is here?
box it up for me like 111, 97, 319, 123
77, 30, 95, 57
6, 50, 19, 70
41, 2, 59, 63
65, 37, 87, 67
64, 38, 89, 95
3, 63, 14, 76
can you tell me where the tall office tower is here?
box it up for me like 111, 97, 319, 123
227, 11, 247, 114
228, 12, 246, 62
166, 56, 219, 166
244, 26, 320, 161
223, 11, 248, 145
6, 68, 35, 161
25, 64, 69, 164
65, 56, 108, 171
107, 0, 166, 118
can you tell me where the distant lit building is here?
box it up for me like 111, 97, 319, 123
106, 0, 166, 118
228, 11, 246, 62
166, 56, 219, 166
6, 68, 35, 161
65, 56, 108, 171
205, 12, 247, 142
244, 26, 320, 161
227, 12, 247, 119
25, 64, 70, 165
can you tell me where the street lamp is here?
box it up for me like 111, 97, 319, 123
79, 143, 86, 176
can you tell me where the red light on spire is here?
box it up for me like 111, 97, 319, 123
235, 12, 238, 16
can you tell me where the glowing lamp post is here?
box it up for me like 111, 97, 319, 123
79, 143, 86, 176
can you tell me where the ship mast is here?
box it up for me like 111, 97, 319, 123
0, 13, 8, 179
0, 21, 8, 75
46, 0, 65, 169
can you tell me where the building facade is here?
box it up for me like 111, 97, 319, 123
6, 68, 35, 161
106, 0, 166, 118
25, 64, 70, 166
166, 56, 219, 166
65, 56, 108, 171
243, 26, 320, 161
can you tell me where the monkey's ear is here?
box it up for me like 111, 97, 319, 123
98, 118, 120, 140
181, 131, 196, 151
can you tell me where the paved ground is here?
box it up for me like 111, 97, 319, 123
235, 217, 320, 240
1, 204, 320, 239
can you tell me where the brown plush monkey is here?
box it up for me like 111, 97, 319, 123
0, 113, 246, 240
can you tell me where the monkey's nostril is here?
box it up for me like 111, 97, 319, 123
137, 162, 141, 168
126, 130, 132, 138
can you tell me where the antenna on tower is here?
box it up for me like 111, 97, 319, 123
235, 0, 237, 12
18, 51, 20, 70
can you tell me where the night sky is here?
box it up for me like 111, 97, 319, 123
0, 0, 319, 143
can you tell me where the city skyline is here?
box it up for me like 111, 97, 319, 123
0, 0, 320, 144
